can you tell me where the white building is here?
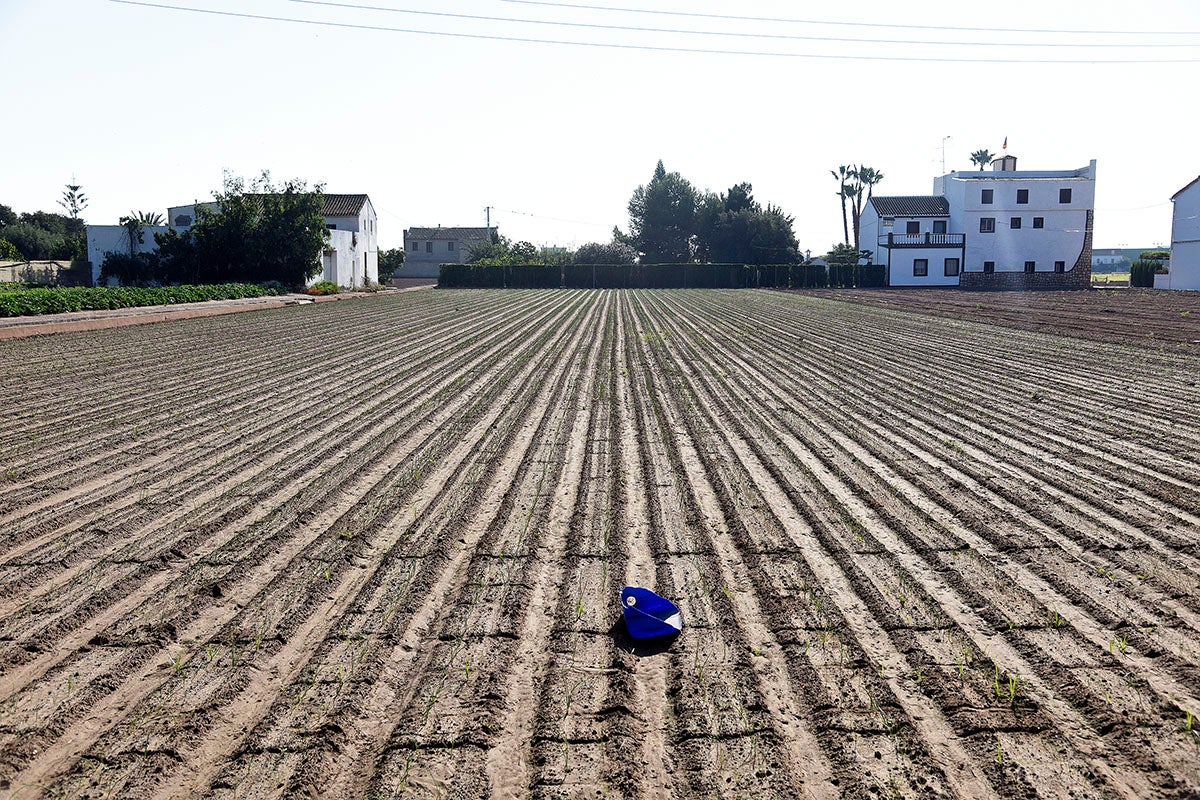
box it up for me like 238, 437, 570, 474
403, 226, 494, 278
1159, 177, 1200, 290
87, 224, 169, 285
860, 154, 1096, 288
167, 194, 379, 289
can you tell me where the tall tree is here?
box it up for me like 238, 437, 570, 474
695, 183, 799, 265
623, 160, 698, 263
970, 149, 995, 171
848, 165, 885, 252
831, 165, 853, 246
58, 182, 88, 220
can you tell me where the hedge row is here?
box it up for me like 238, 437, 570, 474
439, 263, 886, 289
0, 283, 280, 318
1129, 260, 1160, 288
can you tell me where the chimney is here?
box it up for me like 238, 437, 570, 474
992, 154, 1018, 172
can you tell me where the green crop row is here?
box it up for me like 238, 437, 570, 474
0, 283, 281, 318
439, 262, 887, 290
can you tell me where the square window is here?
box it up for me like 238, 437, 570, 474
1033, 217, 1044, 229
944, 257, 960, 277
906, 221, 920, 235
1024, 261, 1036, 273
979, 217, 995, 233
448, 241, 455, 251
1017, 189, 1029, 204
882, 217, 894, 227
425, 241, 433, 253
409, 241, 418, 251
1054, 261, 1066, 273
933, 220, 947, 234
983, 261, 995, 274
1060, 188, 1073, 203
981, 189, 993, 204
1010, 217, 1022, 230
913, 258, 928, 277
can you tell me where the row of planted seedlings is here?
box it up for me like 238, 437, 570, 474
828, 298, 1200, 484
521, 294, 625, 792
652, 290, 1111, 793
0, 290, 521, 536
88, 291, 599, 799
734, 291, 1200, 671
358, 293, 611, 798
627, 290, 960, 798
0, 290, 575, 691
657, 289, 1195, 796
10, 291, 596, 797
226, 290, 602, 798
618, 292, 820, 798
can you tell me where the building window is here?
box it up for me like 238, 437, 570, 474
944, 257, 960, 277
1054, 261, 1066, 273
906, 220, 920, 235
981, 189, 993, 204
1010, 217, 1022, 230
426, 241, 433, 253
1033, 217, 1044, 229
1017, 189, 1029, 204
980, 217, 996, 233
174, 214, 192, 227
913, 258, 928, 277
409, 241, 418, 251
882, 217, 894, 227
983, 261, 995, 274
326, 223, 337, 230
1024, 261, 1036, 273
1060, 188, 1073, 204
448, 240, 455, 251
933, 220, 947, 234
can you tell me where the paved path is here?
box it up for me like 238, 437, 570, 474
0, 286, 433, 340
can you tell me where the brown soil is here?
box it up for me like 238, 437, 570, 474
798, 287, 1200, 351
0, 289, 1198, 799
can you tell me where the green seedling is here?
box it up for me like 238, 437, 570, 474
1050, 610, 1064, 628
173, 653, 184, 674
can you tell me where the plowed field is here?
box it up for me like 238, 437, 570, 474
1, 289, 1198, 799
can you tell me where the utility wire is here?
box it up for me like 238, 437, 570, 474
500, 0, 1200, 37
287, 0, 1199, 48
490, 206, 612, 227
109, 1, 1200, 62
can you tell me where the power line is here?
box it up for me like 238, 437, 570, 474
287, 0, 1199, 48
500, 0, 1200, 37
490, 206, 612, 227
108, 1, 1200, 63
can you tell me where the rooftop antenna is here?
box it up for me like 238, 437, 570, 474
941, 135, 952, 175
485, 206, 492, 239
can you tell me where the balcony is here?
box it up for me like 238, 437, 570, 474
879, 232, 965, 249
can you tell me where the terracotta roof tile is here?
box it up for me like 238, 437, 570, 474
869, 196, 950, 217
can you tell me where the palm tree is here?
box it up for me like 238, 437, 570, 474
849, 166, 885, 252
831, 165, 853, 246
970, 149, 995, 171
134, 210, 165, 226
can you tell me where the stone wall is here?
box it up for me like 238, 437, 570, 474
960, 210, 1093, 290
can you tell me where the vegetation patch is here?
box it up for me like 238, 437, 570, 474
0, 283, 279, 317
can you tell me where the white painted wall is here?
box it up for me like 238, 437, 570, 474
940, 161, 1095, 275
1164, 182, 1200, 290
86, 224, 169, 286
888, 248, 964, 287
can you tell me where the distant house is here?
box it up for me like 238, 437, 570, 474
167, 194, 379, 289
1091, 248, 1131, 272
1159, 177, 1200, 290
403, 226, 494, 278
860, 154, 1096, 288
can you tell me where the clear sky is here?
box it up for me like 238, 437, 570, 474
3, 0, 1199, 252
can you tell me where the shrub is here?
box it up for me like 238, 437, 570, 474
0, 238, 21, 262
306, 280, 340, 295
1130, 260, 1159, 288
0, 283, 279, 317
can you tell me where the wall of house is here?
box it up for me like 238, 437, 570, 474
887, 248, 964, 287
1163, 186, 1200, 290
403, 232, 482, 278
86, 225, 169, 285
318, 230, 358, 288
325, 202, 379, 285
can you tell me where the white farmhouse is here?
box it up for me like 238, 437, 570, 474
166, 194, 379, 289
403, 226, 494, 279
860, 154, 1096, 288
1159, 177, 1200, 290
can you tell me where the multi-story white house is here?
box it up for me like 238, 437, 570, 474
860, 154, 1096, 288
1159, 177, 1200, 290
164, 194, 379, 289
402, 226, 494, 278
